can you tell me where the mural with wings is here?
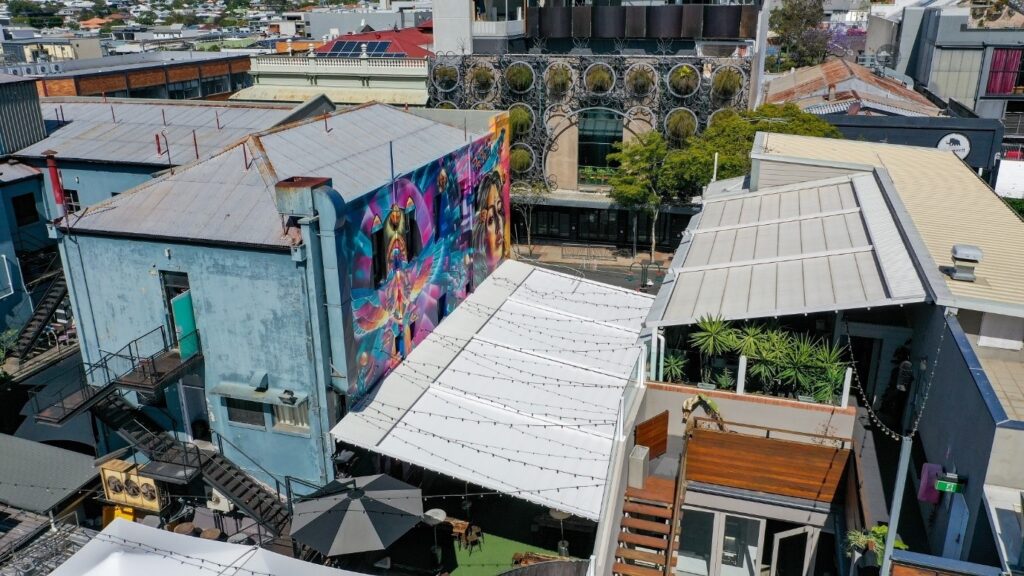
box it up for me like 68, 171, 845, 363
344, 117, 510, 398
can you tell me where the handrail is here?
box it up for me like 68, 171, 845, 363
691, 416, 850, 444
211, 429, 283, 499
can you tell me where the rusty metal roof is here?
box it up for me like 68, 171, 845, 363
16, 97, 301, 166
64, 103, 487, 249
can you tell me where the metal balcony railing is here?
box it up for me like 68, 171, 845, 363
1003, 112, 1024, 136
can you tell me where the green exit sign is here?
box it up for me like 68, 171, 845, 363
936, 474, 965, 493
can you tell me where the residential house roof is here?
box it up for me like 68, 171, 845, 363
16, 96, 325, 165
315, 25, 433, 58
765, 59, 940, 117
62, 103, 487, 249
49, 519, 365, 576
332, 260, 651, 520
0, 434, 97, 514
754, 132, 1024, 317
646, 173, 926, 327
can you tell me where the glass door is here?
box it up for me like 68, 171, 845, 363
770, 526, 815, 576
720, 515, 762, 576
677, 509, 764, 576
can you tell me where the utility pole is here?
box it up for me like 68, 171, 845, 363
881, 435, 912, 576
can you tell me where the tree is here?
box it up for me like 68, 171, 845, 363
606, 132, 683, 261
92, 0, 111, 16
769, 0, 826, 67
510, 180, 549, 258
136, 11, 156, 25
663, 103, 842, 195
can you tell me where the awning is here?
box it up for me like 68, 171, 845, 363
231, 85, 428, 106
210, 382, 309, 407
332, 261, 653, 521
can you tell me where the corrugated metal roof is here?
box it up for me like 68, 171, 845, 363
649, 174, 926, 327
0, 434, 97, 514
757, 133, 1024, 316
0, 160, 41, 183
332, 260, 652, 520
17, 98, 299, 165
0, 72, 32, 85
65, 103, 486, 248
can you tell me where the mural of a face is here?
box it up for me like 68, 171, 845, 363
473, 171, 506, 279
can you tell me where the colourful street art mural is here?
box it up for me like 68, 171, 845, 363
346, 115, 511, 398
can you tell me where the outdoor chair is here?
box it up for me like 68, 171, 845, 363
465, 526, 483, 555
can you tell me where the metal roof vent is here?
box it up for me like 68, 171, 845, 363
949, 244, 983, 282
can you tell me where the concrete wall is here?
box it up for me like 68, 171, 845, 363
988, 426, 1024, 490
61, 235, 331, 486
28, 159, 158, 218
432, 0, 473, 54
639, 383, 858, 442
546, 112, 578, 191
0, 175, 42, 332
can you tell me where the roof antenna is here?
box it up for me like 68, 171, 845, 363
161, 108, 167, 126
110, 105, 116, 123
215, 110, 222, 130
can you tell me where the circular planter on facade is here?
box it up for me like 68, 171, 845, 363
711, 65, 744, 103
505, 62, 535, 94
436, 100, 458, 110
510, 144, 535, 173
625, 63, 657, 98
468, 65, 497, 99
472, 101, 495, 110
432, 65, 459, 92
664, 107, 698, 144
544, 62, 575, 101
666, 63, 700, 98
706, 107, 737, 130
584, 62, 615, 95
509, 104, 535, 142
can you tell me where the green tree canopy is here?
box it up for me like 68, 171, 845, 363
663, 103, 842, 195
769, 0, 827, 66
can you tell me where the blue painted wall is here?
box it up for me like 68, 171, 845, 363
25, 159, 158, 219
0, 174, 46, 331
62, 234, 331, 487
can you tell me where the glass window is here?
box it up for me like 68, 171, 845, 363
579, 209, 619, 243
11, 194, 39, 227
372, 226, 386, 287
64, 189, 81, 213
577, 109, 623, 174
677, 509, 715, 576
272, 400, 309, 432
986, 48, 1024, 95
168, 79, 200, 100
225, 398, 265, 427
720, 515, 761, 576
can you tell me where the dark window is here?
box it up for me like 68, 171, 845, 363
11, 194, 39, 227
225, 398, 264, 426
64, 189, 81, 213
438, 293, 448, 323
372, 226, 387, 288
405, 210, 421, 259
578, 109, 623, 172
579, 209, 619, 243
433, 192, 443, 240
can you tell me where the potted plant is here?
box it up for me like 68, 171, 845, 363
470, 67, 495, 95
689, 315, 737, 386
626, 66, 655, 97
510, 105, 533, 141
505, 63, 534, 92
436, 101, 457, 110
546, 65, 572, 99
665, 109, 697, 144
433, 66, 458, 91
846, 525, 907, 568
668, 65, 698, 97
663, 352, 687, 383
510, 147, 532, 173
712, 67, 742, 101
810, 340, 847, 403
586, 65, 614, 94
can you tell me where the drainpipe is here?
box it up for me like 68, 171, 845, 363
43, 150, 66, 220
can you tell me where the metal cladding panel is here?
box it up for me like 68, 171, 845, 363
573, 6, 592, 38
647, 5, 682, 38
681, 5, 703, 38
540, 6, 572, 38
592, 5, 625, 38
624, 6, 646, 37
526, 6, 540, 38
702, 5, 742, 39
739, 5, 758, 39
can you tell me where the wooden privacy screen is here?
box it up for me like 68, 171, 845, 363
892, 563, 965, 576
686, 428, 849, 503
634, 410, 669, 459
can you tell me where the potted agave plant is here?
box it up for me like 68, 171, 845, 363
846, 525, 908, 571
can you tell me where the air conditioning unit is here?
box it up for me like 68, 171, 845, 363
100, 459, 162, 512
208, 489, 235, 513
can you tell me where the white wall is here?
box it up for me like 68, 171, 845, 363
433, 0, 473, 54
995, 160, 1024, 199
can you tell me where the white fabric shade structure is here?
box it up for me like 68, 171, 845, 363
332, 261, 653, 521
48, 519, 366, 576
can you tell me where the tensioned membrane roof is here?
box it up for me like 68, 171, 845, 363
646, 173, 927, 327
332, 260, 653, 520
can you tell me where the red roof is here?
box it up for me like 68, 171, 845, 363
315, 26, 433, 58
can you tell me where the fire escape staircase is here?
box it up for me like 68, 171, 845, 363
13, 276, 67, 360
30, 327, 290, 537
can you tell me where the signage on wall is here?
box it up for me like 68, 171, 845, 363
937, 133, 971, 160
935, 472, 966, 494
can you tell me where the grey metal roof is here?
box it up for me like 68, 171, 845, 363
646, 173, 927, 327
0, 434, 97, 514
66, 103, 487, 248
16, 98, 300, 165
0, 72, 32, 85
45, 51, 242, 77
0, 161, 41, 183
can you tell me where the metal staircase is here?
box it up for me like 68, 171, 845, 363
201, 452, 290, 537
13, 276, 67, 359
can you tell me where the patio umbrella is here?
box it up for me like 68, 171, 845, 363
289, 474, 424, 556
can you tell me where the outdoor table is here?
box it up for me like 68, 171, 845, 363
446, 518, 469, 548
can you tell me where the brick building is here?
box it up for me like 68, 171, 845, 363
33, 52, 252, 100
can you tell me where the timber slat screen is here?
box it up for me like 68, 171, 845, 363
685, 428, 849, 503
634, 410, 669, 460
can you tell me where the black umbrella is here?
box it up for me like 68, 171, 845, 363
290, 474, 424, 556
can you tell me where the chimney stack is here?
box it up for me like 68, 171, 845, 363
43, 150, 66, 219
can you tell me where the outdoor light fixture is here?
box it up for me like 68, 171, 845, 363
279, 389, 297, 405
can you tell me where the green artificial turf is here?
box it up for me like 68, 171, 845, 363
452, 533, 558, 576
